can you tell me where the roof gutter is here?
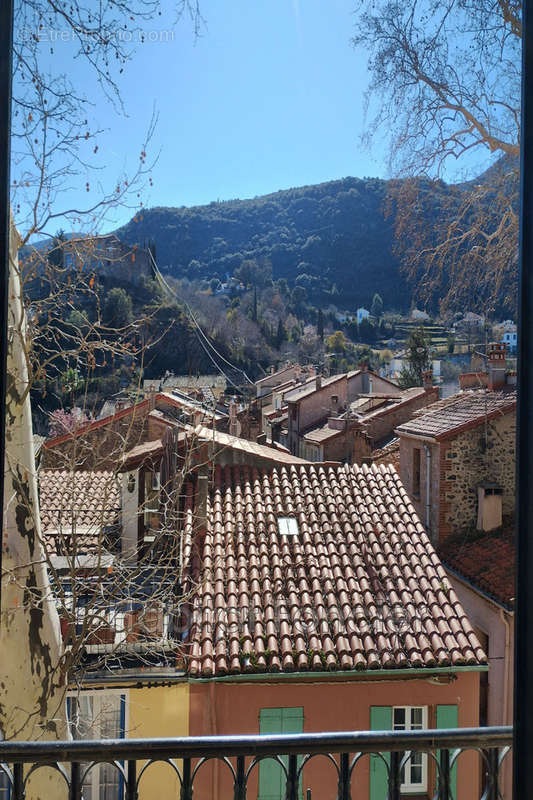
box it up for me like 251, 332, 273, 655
188, 665, 487, 685
73, 671, 187, 687
396, 430, 438, 444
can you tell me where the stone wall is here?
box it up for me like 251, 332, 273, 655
364, 387, 438, 445
439, 411, 516, 540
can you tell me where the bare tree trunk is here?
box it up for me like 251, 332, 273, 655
1, 215, 67, 751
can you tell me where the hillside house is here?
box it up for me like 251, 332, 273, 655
501, 329, 517, 354
41, 390, 230, 471
58, 233, 154, 286
356, 307, 370, 324
182, 462, 486, 800
410, 308, 430, 322
396, 388, 516, 543
255, 364, 314, 402
276, 369, 438, 463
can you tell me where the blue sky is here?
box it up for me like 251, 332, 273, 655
14, 0, 490, 234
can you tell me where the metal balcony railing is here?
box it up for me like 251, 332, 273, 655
0, 725, 513, 800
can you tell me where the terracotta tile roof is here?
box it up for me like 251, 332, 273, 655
183, 463, 485, 677
286, 374, 345, 403
39, 470, 120, 535
302, 422, 345, 443
396, 390, 516, 440
372, 440, 401, 470
193, 426, 311, 465
121, 439, 164, 471
440, 525, 515, 608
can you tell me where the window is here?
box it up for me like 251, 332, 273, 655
277, 517, 299, 537
393, 706, 428, 792
413, 448, 421, 497
67, 692, 126, 800
258, 708, 303, 800
370, 705, 458, 799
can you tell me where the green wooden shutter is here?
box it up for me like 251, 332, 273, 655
436, 705, 458, 800
370, 706, 392, 800
258, 708, 304, 800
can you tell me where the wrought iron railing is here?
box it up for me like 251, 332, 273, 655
0, 725, 513, 800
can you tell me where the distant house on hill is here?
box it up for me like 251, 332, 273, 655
335, 310, 352, 324
356, 307, 370, 324
61, 233, 153, 286
460, 311, 485, 328
410, 308, 430, 322
501, 328, 517, 354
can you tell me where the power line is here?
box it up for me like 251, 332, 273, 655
147, 250, 255, 390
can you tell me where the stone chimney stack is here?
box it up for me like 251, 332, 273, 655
487, 342, 507, 391
229, 397, 239, 437
315, 375, 322, 391
422, 369, 433, 390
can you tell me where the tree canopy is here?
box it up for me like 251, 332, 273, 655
353, 0, 520, 314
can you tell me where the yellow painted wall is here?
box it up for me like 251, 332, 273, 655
128, 682, 189, 800
78, 681, 189, 800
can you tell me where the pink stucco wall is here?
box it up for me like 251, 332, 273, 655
189, 671, 481, 800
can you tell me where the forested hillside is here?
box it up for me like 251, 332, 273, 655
116, 176, 411, 310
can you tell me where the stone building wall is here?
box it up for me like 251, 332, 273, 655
439, 412, 516, 541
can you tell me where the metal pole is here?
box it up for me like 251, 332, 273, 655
0, 0, 14, 619
514, 0, 533, 796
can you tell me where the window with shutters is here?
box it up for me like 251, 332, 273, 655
393, 706, 428, 792
258, 707, 303, 800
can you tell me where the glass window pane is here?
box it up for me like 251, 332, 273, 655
411, 707, 423, 728
393, 707, 405, 728
0, 768, 10, 798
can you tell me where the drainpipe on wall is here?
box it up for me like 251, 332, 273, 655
500, 608, 512, 726
424, 444, 431, 533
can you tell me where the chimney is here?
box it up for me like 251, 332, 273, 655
315, 375, 322, 391
256, 432, 267, 445
422, 368, 433, 390
477, 482, 503, 531
120, 469, 139, 561
330, 394, 339, 414
487, 342, 507, 391
229, 397, 239, 437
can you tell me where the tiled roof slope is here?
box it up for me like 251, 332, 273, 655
440, 524, 515, 609
39, 470, 120, 532
396, 390, 516, 440
183, 463, 485, 677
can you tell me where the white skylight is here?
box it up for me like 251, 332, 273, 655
277, 517, 299, 537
